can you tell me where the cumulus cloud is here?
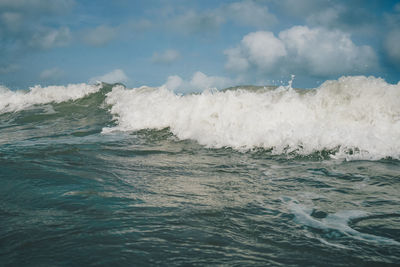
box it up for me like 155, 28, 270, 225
225, 31, 286, 73
82, 25, 117, 46
89, 69, 128, 84
40, 67, 64, 80
162, 71, 236, 93
151, 49, 180, 64
225, 26, 377, 78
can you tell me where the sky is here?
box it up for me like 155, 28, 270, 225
0, 0, 400, 91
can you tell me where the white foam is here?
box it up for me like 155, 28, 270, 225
103, 76, 400, 160
288, 200, 400, 246
0, 83, 101, 114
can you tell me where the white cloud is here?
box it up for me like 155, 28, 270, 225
384, 30, 400, 66
89, 69, 128, 84
163, 75, 184, 91
162, 71, 235, 93
83, 25, 117, 46
151, 49, 180, 64
225, 26, 377, 77
40, 67, 64, 80
29, 27, 72, 49
279, 26, 377, 76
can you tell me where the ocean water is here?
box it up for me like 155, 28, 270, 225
0, 76, 399, 266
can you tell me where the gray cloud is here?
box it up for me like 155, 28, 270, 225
0, 0, 75, 68
166, 0, 276, 35
224, 0, 277, 28
384, 30, 400, 67
40, 67, 64, 81
29, 27, 72, 50
151, 49, 181, 64
0, 64, 19, 74
82, 25, 118, 46
168, 10, 225, 34
0, 0, 75, 14
273, 0, 379, 34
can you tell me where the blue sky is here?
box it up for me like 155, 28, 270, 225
1, 0, 399, 91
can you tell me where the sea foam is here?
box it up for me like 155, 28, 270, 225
103, 76, 400, 160
0, 83, 101, 113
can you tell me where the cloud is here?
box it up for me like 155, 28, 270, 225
395, 3, 400, 12
151, 49, 180, 64
274, 0, 378, 34
29, 27, 72, 49
162, 71, 235, 93
225, 31, 286, 73
82, 25, 117, 46
225, 26, 378, 78
384, 30, 400, 67
1, 12, 23, 32
168, 10, 225, 34
279, 26, 377, 76
0, 0, 75, 14
224, 0, 277, 28
39, 67, 64, 80
0, 0, 75, 63
0, 64, 19, 74
89, 69, 128, 84
166, 1, 276, 35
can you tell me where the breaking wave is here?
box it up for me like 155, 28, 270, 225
0, 83, 101, 113
103, 76, 400, 160
1, 76, 399, 160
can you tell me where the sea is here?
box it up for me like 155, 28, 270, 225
0, 76, 399, 266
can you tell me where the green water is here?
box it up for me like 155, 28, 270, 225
0, 84, 399, 266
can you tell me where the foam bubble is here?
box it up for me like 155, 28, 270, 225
0, 83, 101, 114
103, 76, 400, 160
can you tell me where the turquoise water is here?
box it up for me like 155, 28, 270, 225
1, 82, 399, 266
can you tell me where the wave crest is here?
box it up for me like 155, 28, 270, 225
0, 83, 102, 113
103, 76, 400, 160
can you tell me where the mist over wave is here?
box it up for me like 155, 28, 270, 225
104, 76, 400, 160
